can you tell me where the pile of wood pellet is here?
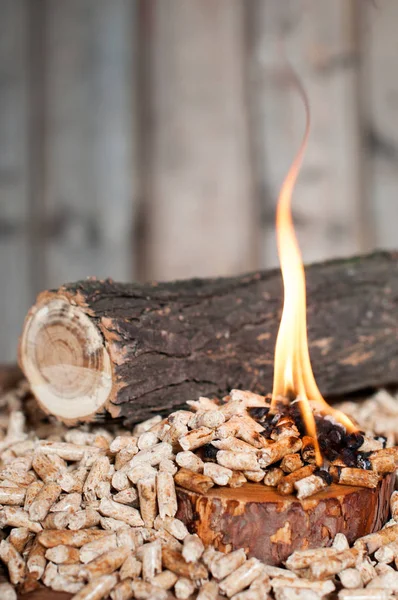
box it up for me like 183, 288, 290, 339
0, 383, 398, 599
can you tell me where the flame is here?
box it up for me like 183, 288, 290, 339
271, 78, 356, 466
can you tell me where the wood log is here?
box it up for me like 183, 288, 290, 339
176, 474, 395, 566
19, 251, 398, 424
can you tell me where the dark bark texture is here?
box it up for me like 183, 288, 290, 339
37, 251, 398, 423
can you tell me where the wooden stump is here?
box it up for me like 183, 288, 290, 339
176, 474, 395, 566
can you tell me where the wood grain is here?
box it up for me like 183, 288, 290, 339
249, 0, 364, 269
140, 0, 257, 280
0, 0, 32, 362
43, 0, 136, 287
176, 475, 395, 565
362, 0, 398, 251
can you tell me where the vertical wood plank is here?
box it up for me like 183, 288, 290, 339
362, 0, 398, 250
43, 0, 136, 286
0, 0, 30, 361
142, 0, 257, 280
249, 0, 363, 268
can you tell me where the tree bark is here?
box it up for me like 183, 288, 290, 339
176, 474, 395, 566
19, 251, 398, 424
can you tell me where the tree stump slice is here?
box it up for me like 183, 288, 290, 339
176, 474, 395, 566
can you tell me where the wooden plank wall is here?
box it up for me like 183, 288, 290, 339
140, 0, 257, 280
0, 0, 398, 361
0, 0, 30, 363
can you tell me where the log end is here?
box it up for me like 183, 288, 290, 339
176, 474, 394, 565
19, 297, 112, 422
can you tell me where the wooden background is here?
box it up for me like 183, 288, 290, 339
0, 0, 397, 362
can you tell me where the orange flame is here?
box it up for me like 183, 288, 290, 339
271, 78, 356, 466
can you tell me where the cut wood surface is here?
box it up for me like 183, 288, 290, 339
19, 251, 398, 424
176, 474, 395, 566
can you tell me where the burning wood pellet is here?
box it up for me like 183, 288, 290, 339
369, 452, 396, 474
277, 465, 315, 495
264, 467, 285, 487
330, 467, 381, 488
212, 437, 258, 453
280, 452, 304, 473
179, 427, 214, 451
271, 415, 300, 441
259, 437, 303, 468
